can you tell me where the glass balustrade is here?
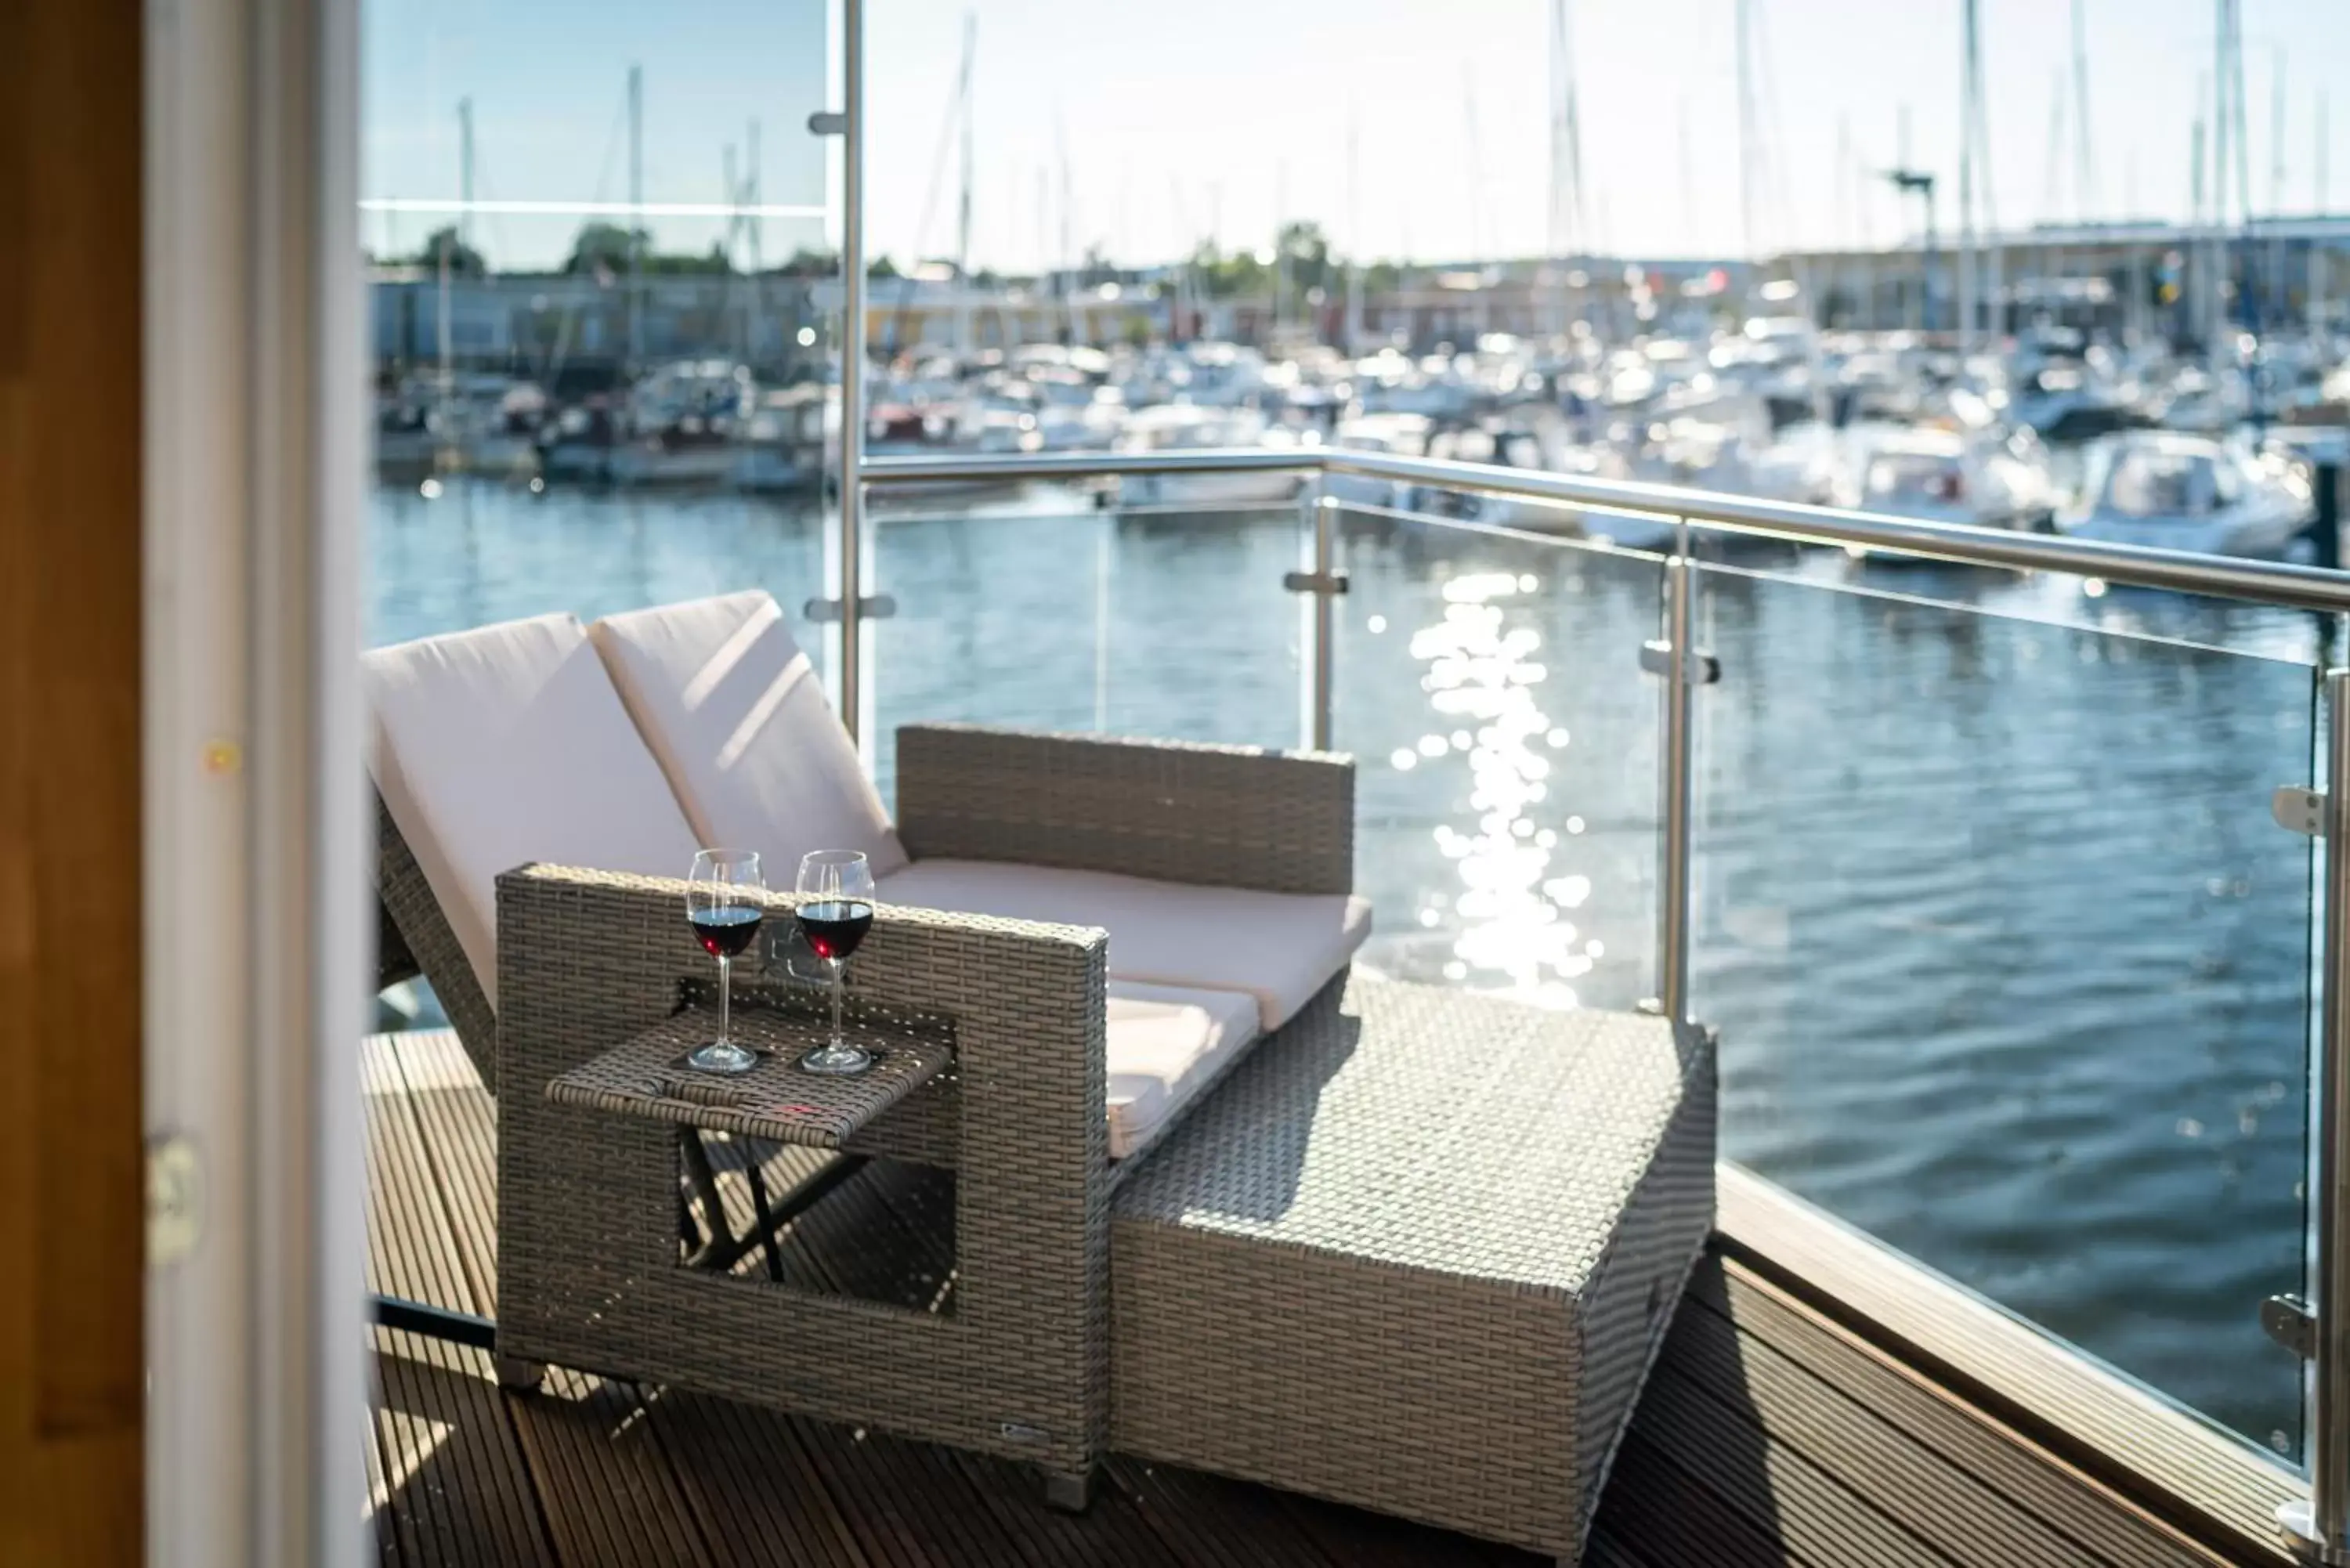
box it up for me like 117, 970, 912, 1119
865, 489, 1308, 807
1327, 497, 1668, 1013
362, 0, 839, 636
1687, 547, 2322, 1461
367, 480, 830, 650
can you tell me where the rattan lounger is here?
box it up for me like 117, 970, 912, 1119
364, 603, 1361, 1504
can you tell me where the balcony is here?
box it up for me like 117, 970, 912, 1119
363, 443, 2346, 1566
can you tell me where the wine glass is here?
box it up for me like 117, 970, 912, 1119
794, 850, 877, 1075
684, 848, 765, 1074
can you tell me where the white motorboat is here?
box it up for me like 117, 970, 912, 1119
1835, 425, 2059, 535
1322, 412, 1436, 513
2059, 432, 2315, 561
1114, 404, 1307, 510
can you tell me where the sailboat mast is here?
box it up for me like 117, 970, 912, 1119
955, 13, 974, 355
747, 120, 769, 369
1549, 0, 1585, 342
725, 144, 744, 359
1957, 0, 1980, 354
1735, 0, 1758, 262
1462, 63, 1485, 341
457, 97, 475, 252
2071, 0, 2093, 220
1056, 113, 1073, 345
627, 63, 644, 367
2317, 92, 2331, 336
1274, 158, 1289, 339
2269, 47, 2286, 330
2212, 0, 2251, 341
1346, 106, 1362, 354
747, 121, 762, 270
437, 97, 468, 447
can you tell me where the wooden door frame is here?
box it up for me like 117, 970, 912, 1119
143, 0, 366, 1563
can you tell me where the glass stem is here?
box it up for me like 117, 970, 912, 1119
830, 959, 845, 1049
718, 954, 732, 1046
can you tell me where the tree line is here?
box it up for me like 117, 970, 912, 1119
378, 218, 1403, 302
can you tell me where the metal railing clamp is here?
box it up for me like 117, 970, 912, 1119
1640, 638, 1720, 685
804, 594, 896, 624
2269, 1294, 2319, 1360
2278, 786, 2329, 838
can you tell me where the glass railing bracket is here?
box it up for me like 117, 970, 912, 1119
1282, 570, 1349, 597
2266, 1293, 2318, 1360
804, 594, 898, 624
2275, 786, 2328, 838
806, 110, 847, 136
1640, 639, 1721, 685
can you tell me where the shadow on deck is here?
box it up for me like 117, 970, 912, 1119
364, 1029, 2256, 1567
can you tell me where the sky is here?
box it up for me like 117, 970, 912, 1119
363, 0, 2350, 273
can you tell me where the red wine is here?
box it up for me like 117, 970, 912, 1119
796, 900, 873, 962
689, 904, 765, 958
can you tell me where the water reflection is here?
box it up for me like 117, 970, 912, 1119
1391, 568, 1607, 1006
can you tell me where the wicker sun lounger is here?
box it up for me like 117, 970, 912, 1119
363, 598, 1365, 1501
373, 705, 1357, 1504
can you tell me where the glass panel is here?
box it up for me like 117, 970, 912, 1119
1692, 555, 2319, 1461
1332, 503, 1665, 1013
866, 490, 1307, 807
367, 482, 828, 650
362, 1, 828, 213
362, 0, 838, 655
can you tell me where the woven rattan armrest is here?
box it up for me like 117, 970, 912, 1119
894, 723, 1355, 895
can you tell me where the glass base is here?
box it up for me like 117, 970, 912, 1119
685, 1039, 760, 1075
797, 1041, 873, 1076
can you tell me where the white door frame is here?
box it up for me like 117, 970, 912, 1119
144, 0, 366, 1562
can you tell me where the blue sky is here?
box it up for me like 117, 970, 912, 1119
364, 0, 2350, 271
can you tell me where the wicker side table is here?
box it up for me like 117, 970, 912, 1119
1108, 976, 1717, 1565
548, 1003, 955, 1150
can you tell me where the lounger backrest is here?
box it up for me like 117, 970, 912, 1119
363, 611, 704, 1017
589, 591, 909, 882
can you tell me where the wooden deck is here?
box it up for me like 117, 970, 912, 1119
366, 1029, 2281, 1567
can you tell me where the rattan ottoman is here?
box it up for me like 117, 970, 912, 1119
1108, 976, 1716, 1564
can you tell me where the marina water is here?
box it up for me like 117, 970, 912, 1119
374, 475, 2323, 1460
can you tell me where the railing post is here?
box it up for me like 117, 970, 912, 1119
1657, 526, 1697, 1027
1303, 476, 1334, 752
835, 0, 866, 742
2280, 668, 2350, 1562
2317, 670, 2350, 1557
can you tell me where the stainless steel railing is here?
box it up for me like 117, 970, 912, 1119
854, 442, 2350, 1546
864, 445, 2350, 611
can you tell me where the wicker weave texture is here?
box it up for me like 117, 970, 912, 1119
376, 792, 500, 1093
1109, 977, 1716, 1561
495, 862, 1113, 1483
895, 724, 1356, 895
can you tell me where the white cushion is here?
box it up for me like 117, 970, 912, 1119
877, 858, 1371, 1031
589, 591, 909, 883
364, 612, 705, 1010
1105, 982, 1260, 1159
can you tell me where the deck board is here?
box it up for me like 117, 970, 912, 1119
1686, 1263, 2225, 1568
644, 1395, 872, 1568
363, 1037, 557, 1567
1662, 1285, 2111, 1568
366, 1028, 2286, 1568
1717, 1168, 2295, 1565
